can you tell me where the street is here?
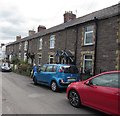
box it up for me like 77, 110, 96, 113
2, 72, 106, 115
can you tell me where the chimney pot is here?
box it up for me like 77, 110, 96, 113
16, 35, 21, 41
63, 11, 76, 23
29, 30, 35, 36
38, 25, 46, 32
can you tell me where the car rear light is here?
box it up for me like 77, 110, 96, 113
59, 69, 63, 72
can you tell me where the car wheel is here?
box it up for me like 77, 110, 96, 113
51, 81, 58, 92
33, 77, 38, 85
68, 90, 81, 107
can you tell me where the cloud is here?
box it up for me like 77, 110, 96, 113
0, 0, 119, 44
0, 6, 28, 43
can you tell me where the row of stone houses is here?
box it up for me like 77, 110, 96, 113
6, 3, 120, 75
0, 43, 6, 64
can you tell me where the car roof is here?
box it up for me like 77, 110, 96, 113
97, 70, 120, 76
43, 64, 76, 67
85, 70, 120, 81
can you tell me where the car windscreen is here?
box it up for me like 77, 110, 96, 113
62, 65, 79, 74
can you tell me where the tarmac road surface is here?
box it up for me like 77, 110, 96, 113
1, 72, 106, 115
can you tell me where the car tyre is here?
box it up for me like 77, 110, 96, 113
68, 90, 81, 108
33, 77, 38, 85
51, 81, 58, 92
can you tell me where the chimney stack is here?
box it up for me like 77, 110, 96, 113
16, 35, 21, 41
38, 25, 46, 32
29, 30, 35, 36
63, 11, 76, 23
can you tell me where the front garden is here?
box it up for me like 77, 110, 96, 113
11, 57, 32, 77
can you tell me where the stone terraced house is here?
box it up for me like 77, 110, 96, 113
6, 3, 120, 75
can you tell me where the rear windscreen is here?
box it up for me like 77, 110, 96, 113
62, 66, 79, 74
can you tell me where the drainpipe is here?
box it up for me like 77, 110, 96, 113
26, 40, 29, 63
74, 25, 78, 65
93, 17, 98, 75
65, 28, 67, 50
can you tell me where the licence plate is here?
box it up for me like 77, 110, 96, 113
67, 78, 76, 82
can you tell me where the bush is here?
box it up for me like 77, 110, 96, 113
12, 59, 32, 77
18, 63, 32, 76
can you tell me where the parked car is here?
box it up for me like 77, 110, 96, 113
33, 64, 80, 92
66, 71, 120, 115
1, 63, 11, 72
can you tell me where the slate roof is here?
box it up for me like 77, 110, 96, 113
7, 3, 119, 46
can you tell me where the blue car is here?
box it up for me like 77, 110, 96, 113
33, 64, 80, 92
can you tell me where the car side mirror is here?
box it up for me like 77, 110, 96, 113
85, 80, 93, 86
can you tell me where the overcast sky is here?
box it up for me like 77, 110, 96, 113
0, 0, 119, 44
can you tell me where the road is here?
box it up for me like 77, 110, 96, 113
1, 72, 106, 115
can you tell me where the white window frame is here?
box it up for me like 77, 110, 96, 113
24, 53, 27, 61
84, 26, 94, 45
18, 52, 21, 59
24, 41, 28, 51
50, 35, 55, 49
19, 43, 22, 50
49, 55, 54, 64
39, 38, 42, 49
83, 54, 93, 74
9, 55, 12, 62
61, 58, 66, 64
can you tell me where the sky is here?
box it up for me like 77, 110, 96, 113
0, 0, 119, 44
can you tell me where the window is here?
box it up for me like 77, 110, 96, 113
39, 38, 42, 49
41, 65, 47, 72
24, 53, 27, 61
83, 55, 92, 74
19, 43, 22, 50
50, 35, 55, 49
9, 55, 12, 62
90, 73, 119, 88
61, 65, 79, 74
45, 65, 57, 72
61, 58, 66, 64
38, 54, 42, 65
49, 55, 54, 64
24, 41, 28, 51
18, 53, 21, 59
53, 65, 57, 72
84, 26, 94, 45
46, 65, 53, 72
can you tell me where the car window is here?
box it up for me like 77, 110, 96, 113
53, 66, 57, 72
40, 65, 46, 72
46, 65, 53, 72
61, 65, 79, 74
91, 73, 119, 88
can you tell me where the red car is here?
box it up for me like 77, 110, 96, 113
67, 71, 120, 115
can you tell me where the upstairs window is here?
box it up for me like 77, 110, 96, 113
50, 35, 55, 49
39, 38, 42, 49
24, 41, 28, 51
84, 26, 94, 45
